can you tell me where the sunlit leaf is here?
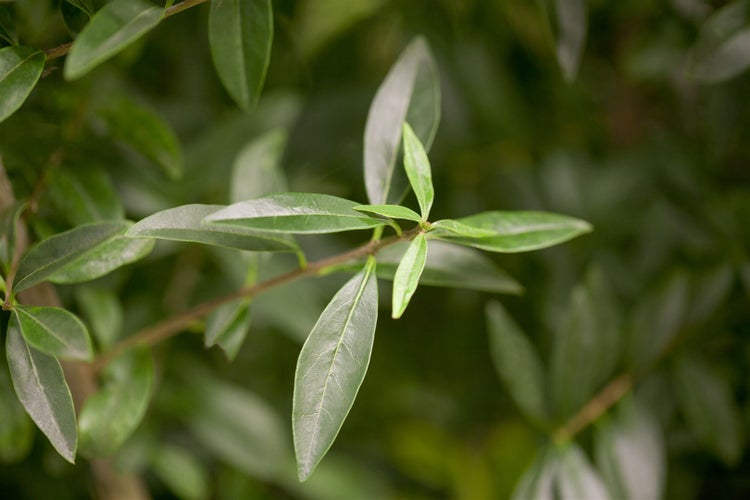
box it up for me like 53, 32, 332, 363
205, 193, 387, 234
293, 258, 378, 481
354, 204, 422, 223
392, 233, 427, 318
209, 0, 272, 110
6, 320, 77, 463
364, 37, 440, 205
151, 444, 209, 500
401, 123, 433, 220
64, 0, 163, 80
0, 46, 45, 123
553, 0, 587, 82
14, 306, 93, 362
78, 349, 154, 457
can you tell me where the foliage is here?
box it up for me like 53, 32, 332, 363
1, 0, 750, 498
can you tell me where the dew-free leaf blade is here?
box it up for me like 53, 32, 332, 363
46, 166, 124, 225
556, 443, 610, 499
392, 233, 427, 319
431, 219, 496, 238
64, 0, 163, 80
205, 300, 252, 361
353, 204, 421, 223
6, 319, 77, 463
432, 211, 592, 253
209, 0, 273, 110
78, 348, 154, 457
205, 193, 387, 234
401, 123, 433, 220
553, 0, 587, 82
127, 204, 298, 252
0, 361, 34, 463
150, 444, 209, 500
14, 306, 93, 362
486, 301, 548, 424
364, 36, 440, 205
293, 259, 378, 481
231, 128, 288, 203
688, 1, 750, 83
510, 448, 558, 500
0, 46, 45, 123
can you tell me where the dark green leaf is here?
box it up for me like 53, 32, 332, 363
127, 204, 298, 252
14, 306, 93, 361
61, 1, 92, 35
686, 264, 734, 328
433, 211, 592, 253
74, 286, 123, 349
364, 36, 440, 205
0, 364, 33, 463
392, 233, 427, 319
231, 129, 288, 203
688, 1, 750, 83
673, 354, 743, 465
556, 444, 610, 499
0, 201, 26, 274
0, 5, 17, 45
486, 301, 548, 424
353, 204, 422, 223
151, 444, 209, 500
98, 97, 183, 179
0, 46, 45, 123
46, 166, 124, 225
553, 0, 587, 82
65, 0, 96, 17
6, 320, 77, 463
205, 193, 387, 234
78, 349, 154, 457
293, 258, 378, 481
401, 123, 433, 220
209, 0, 273, 110
205, 300, 252, 361
64, 0, 163, 80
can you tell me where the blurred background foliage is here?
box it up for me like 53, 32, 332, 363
2, 0, 750, 498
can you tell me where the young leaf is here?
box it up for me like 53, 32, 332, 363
64, 0, 163, 80
127, 204, 298, 252
0, 46, 45, 123
364, 37, 440, 205
205, 193, 387, 234
392, 233, 427, 318
150, 444, 209, 500
14, 221, 153, 291
98, 98, 184, 179
205, 300, 252, 361
209, 0, 273, 110
432, 211, 592, 253
486, 301, 549, 424
353, 204, 422, 223
231, 129, 288, 203
553, 0, 587, 82
293, 258, 378, 481
6, 320, 77, 463
431, 219, 496, 238
0, 363, 34, 463
401, 123, 434, 220
688, 1, 750, 83
14, 306, 93, 362
78, 348, 154, 457
556, 444, 610, 500
46, 166, 124, 225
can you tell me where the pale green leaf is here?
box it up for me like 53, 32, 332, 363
392, 233, 427, 319
688, 1, 750, 83
402, 122, 434, 219
554, 0, 587, 82
74, 286, 123, 349
64, 0, 163, 80
151, 444, 209, 500
14, 306, 93, 362
205, 193, 387, 234
486, 301, 548, 424
364, 36, 440, 205
432, 211, 592, 253
353, 204, 422, 223
293, 259, 378, 481
78, 349, 154, 457
510, 449, 557, 500
0, 364, 33, 463
46, 166, 124, 225
205, 300, 252, 361
231, 129, 288, 204
209, 0, 272, 110
431, 219, 496, 238
556, 444, 610, 500
0, 46, 45, 123
6, 320, 77, 463
127, 204, 298, 252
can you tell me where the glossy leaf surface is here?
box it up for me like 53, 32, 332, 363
401, 123, 433, 219
14, 306, 93, 362
391, 233, 427, 318
293, 259, 378, 481
353, 204, 421, 223
0, 46, 45, 123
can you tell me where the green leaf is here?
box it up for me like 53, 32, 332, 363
0, 364, 34, 463
0, 46, 45, 123
98, 97, 184, 179
673, 354, 743, 465
205, 193, 387, 234
510, 449, 558, 500
231, 129, 288, 204
553, 0, 587, 82
430, 219, 496, 238
0, 201, 26, 274
401, 123, 434, 220
392, 233, 427, 319
14, 221, 153, 291
151, 444, 209, 500
65, 0, 96, 17
432, 211, 592, 253
688, 1, 750, 83
353, 204, 422, 223
6, 320, 77, 463
78, 349, 154, 457
61, 1, 93, 35
209, 0, 273, 110
74, 285, 123, 349
205, 300, 252, 361
127, 204, 298, 252
64, 0, 163, 80
556, 444, 610, 499
46, 166, 124, 225
486, 301, 549, 424
14, 306, 93, 362
293, 258, 378, 481
0, 5, 18, 46
364, 36, 440, 205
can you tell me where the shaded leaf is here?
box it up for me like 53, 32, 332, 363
364, 37, 440, 205
78, 349, 154, 457
486, 301, 548, 424
510, 449, 557, 500
401, 122, 433, 220
556, 444, 610, 500
0, 46, 45, 123
0, 363, 34, 463
231, 129, 288, 204
205, 193, 387, 234
47, 166, 124, 226
433, 211, 592, 253
74, 285, 123, 349
553, 0, 587, 82
209, 0, 273, 110
127, 204, 298, 252
205, 300, 252, 361
686, 264, 734, 328
0, 5, 17, 46
65, 0, 96, 17
293, 259, 378, 481
151, 444, 209, 500
688, 1, 750, 83
6, 320, 77, 463
354, 204, 422, 223
14, 306, 93, 362
392, 233, 427, 318
0, 201, 26, 274
61, 1, 92, 35
64, 0, 163, 80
